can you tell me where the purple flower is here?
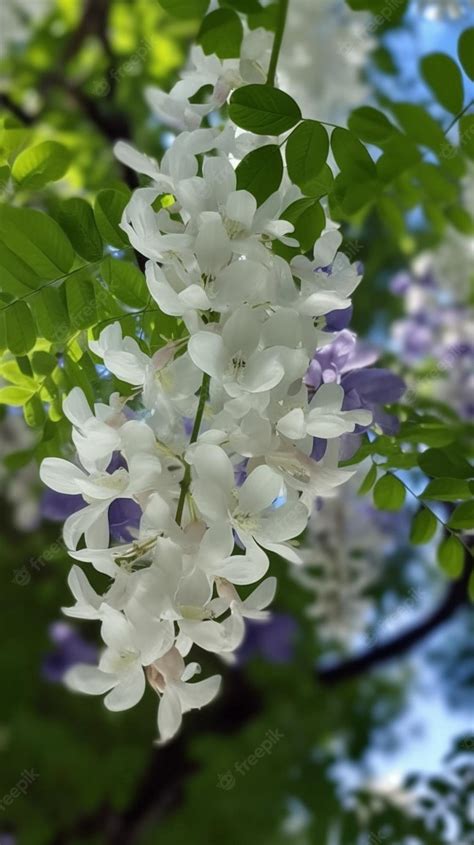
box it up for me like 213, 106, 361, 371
108, 497, 142, 542
235, 613, 298, 665
306, 331, 405, 461
42, 622, 98, 683
41, 489, 85, 522
325, 305, 353, 331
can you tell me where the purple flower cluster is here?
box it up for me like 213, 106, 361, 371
390, 268, 474, 419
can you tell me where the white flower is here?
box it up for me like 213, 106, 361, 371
216, 575, 277, 621
65, 605, 174, 711
40, 422, 178, 550
144, 28, 271, 132
189, 444, 308, 563
146, 647, 221, 743
62, 387, 126, 473
89, 322, 201, 413
276, 383, 372, 441
188, 305, 308, 398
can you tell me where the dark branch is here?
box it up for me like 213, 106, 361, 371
317, 556, 473, 685
0, 94, 34, 125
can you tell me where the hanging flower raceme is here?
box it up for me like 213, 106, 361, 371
39, 10, 402, 744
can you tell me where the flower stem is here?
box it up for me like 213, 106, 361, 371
175, 372, 211, 526
266, 0, 289, 87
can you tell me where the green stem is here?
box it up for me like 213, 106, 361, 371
175, 372, 211, 526
444, 98, 474, 135
382, 467, 473, 558
266, 0, 289, 86
0, 250, 134, 314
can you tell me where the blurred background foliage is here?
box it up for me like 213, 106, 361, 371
0, 1, 473, 843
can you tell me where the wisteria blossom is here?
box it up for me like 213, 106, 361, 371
390, 252, 474, 419
38, 12, 403, 744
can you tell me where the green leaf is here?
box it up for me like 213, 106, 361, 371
12, 141, 72, 190
63, 354, 95, 407
94, 189, 130, 249
301, 163, 334, 199
390, 103, 447, 154
159, 0, 209, 17
399, 420, 454, 447
235, 144, 283, 205
0, 123, 32, 161
393, 104, 464, 178
0, 165, 10, 191
3, 448, 35, 470
330, 127, 376, 181
420, 53, 464, 115
330, 172, 377, 216
65, 275, 97, 330
417, 163, 457, 204
0, 359, 36, 389
458, 27, 474, 80
437, 535, 464, 577
101, 257, 148, 308
35, 287, 70, 344
410, 508, 438, 545
0, 243, 41, 295
283, 198, 325, 251
448, 501, 474, 530
373, 473, 406, 511
418, 446, 473, 479
229, 85, 302, 135
54, 198, 103, 262
0, 385, 35, 406
5, 301, 36, 355
377, 196, 405, 239
248, 3, 278, 30
0, 206, 74, 280
421, 478, 472, 501
460, 114, 474, 159
445, 204, 474, 234
357, 463, 377, 495
23, 395, 46, 428
376, 133, 421, 183
31, 351, 57, 376
199, 9, 243, 58
286, 121, 329, 193
348, 106, 396, 145
219, 0, 262, 10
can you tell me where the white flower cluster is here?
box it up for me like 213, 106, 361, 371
294, 470, 395, 649
278, 0, 373, 125
40, 27, 373, 743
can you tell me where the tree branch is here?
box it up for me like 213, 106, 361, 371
317, 556, 473, 685
0, 93, 34, 125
